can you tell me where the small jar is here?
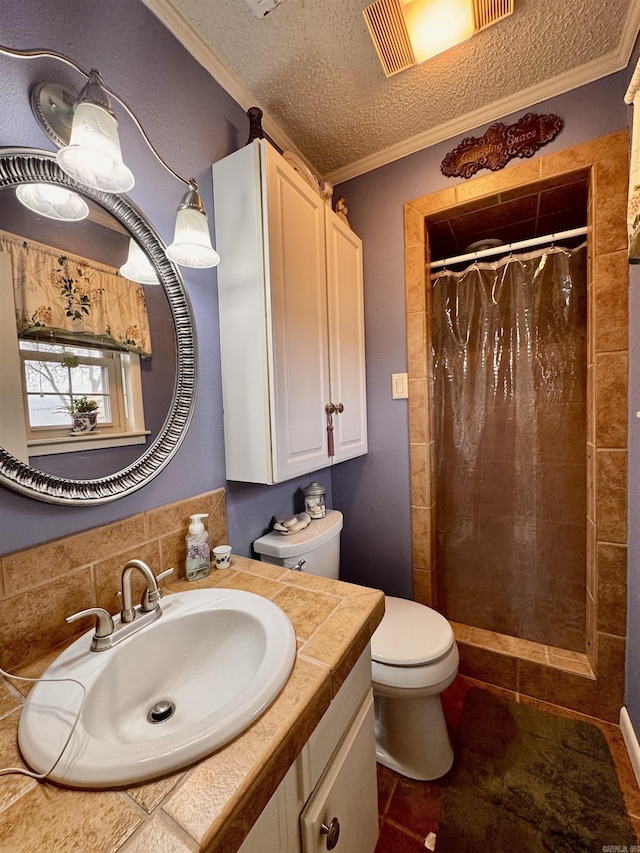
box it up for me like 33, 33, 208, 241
303, 481, 326, 519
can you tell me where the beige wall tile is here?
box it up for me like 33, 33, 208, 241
457, 643, 518, 690
411, 506, 431, 570
406, 311, 427, 379
597, 543, 628, 637
454, 160, 540, 203
594, 250, 629, 353
595, 352, 628, 449
540, 131, 627, 178
0, 568, 92, 670
596, 449, 627, 543
408, 378, 427, 444
404, 204, 424, 247
146, 489, 225, 540
409, 186, 457, 216
2, 515, 146, 596
413, 568, 432, 606
593, 155, 629, 256
405, 243, 426, 313
410, 443, 428, 507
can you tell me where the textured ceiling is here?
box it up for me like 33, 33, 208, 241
144, 0, 640, 182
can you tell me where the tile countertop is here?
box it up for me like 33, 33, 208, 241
0, 557, 385, 852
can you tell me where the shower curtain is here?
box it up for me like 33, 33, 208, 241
432, 245, 587, 652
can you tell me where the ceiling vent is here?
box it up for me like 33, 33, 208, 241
364, 0, 514, 77
244, 0, 282, 18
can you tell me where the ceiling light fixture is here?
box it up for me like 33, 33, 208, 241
363, 0, 514, 77
0, 45, 220, 270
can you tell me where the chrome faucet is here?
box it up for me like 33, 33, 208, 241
120, 559, 163, 623
66, 561, 174, 651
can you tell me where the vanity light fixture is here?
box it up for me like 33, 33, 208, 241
15, 182, 89, 222
119, 238, 160, 286
363, 0, 514, 76
0, 44, 220, 269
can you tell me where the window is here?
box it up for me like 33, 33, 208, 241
19, 339, 148, 455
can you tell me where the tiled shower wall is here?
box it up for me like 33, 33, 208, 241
0, 489, 228, 671
404, 130, 629, 722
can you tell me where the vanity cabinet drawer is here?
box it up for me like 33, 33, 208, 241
300, 693, 378, 853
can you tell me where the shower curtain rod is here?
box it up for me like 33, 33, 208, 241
430, 226, 588, 273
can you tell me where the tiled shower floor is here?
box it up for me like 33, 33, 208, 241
373, 676, 640, 852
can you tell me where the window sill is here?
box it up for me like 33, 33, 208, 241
27, 431, 150, 457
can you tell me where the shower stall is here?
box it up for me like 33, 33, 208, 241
431, 243, 588, 653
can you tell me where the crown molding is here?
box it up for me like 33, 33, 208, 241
326, 0, 640, 184
143, 0, 640, 186
141, 0, 313, 169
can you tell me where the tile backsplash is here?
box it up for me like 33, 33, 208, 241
0, 489, 227, 671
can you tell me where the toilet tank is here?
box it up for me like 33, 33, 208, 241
253, 510, 343, 578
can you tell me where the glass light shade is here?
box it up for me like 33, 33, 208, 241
166, 207, 220, 269
57, 101, 135, 193
16, 183, 89, 221
401, 0, 475, 63
119, 238, 160, 285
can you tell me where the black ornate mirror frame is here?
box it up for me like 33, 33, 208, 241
0, 148, 197, 505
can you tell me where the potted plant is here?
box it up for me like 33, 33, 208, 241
61, 396, 100, 434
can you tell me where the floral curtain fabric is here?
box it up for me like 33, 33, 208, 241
625, 63, 640, 262
0, 230, 152, 357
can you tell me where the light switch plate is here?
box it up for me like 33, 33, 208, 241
392, 373, 408, 399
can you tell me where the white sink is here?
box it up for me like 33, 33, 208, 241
18, 588, 296, 788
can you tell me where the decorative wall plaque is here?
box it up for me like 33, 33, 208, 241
441, 113, 564, 180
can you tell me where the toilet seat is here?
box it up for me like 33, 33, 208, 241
372, 596, 454, 667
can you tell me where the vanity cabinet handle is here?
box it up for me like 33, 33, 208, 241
321, 816, 340, 850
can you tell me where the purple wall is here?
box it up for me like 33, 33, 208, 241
0, 0, 329, 557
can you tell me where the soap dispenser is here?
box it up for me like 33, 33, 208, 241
185, 513, 210, 581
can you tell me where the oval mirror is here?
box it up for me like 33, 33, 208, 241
0, 148, 196, 505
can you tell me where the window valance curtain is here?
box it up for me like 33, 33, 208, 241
0, 229, 152, 357
625, 60, 640, 262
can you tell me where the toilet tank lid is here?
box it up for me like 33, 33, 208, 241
253, 510, 343, 558
371, 596, 455, 666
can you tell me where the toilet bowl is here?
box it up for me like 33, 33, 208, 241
253, 510, 459, 781
371, 596, 459, 780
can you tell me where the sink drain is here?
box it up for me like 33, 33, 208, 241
147, 700, 176, 724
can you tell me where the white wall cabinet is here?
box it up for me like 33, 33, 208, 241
213, 140, 367, 484
239, 647, 379, 853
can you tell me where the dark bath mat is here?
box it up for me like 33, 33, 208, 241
436, 687, 637, 853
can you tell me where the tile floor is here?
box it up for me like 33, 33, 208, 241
374, 675, 640, 852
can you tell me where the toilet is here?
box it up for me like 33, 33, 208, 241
253, 509, 459, 781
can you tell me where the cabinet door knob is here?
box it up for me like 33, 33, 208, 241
321, 816, 340, 850
325, 403, 344, 415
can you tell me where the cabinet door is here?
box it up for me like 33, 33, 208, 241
265, 144, 331, 482
325, 210, 368, 463
300, 694, 378, 853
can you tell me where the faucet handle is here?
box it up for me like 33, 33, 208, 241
66, 607, 115, 639
140, 567, 175, 612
